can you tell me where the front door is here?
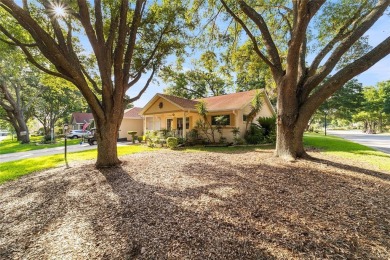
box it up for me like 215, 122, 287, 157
167, 118, 173, 131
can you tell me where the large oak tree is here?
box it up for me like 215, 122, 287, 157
209, 0, 390, 160
0, 0, 189, 167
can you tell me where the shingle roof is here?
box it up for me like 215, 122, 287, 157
159, 94, 199, 110
72, 112, 94, 124
123, 107, 143, 119
197, 89, 262, 111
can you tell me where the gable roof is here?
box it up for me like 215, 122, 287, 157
71, 112, 94, 124
158, 94, 199, 110
140, 89, 275, 115
197, 89, 261, 111
123, 107, 143, 119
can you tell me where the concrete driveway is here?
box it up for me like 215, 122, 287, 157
327, 130, 390, 154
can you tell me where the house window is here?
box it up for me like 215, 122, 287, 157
177, 117, 190, 130
243, 114, 248, 122
211, 115, 230, 126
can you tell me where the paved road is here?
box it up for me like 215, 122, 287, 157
327, 130, 390, 155
0, 142, 131, 163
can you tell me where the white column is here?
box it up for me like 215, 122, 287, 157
183, 112, 187, 138
143, 116, 147, 134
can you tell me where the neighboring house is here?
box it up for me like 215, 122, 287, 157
70, 112, 94, 130
119, 107, 144, 140
139, 89, 275, 142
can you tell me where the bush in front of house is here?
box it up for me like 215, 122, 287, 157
137, 136, 143, 143
166, 137, 178, 149
244, 124, 265, 144
127, 131, 137, 143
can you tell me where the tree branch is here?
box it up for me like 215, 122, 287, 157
304, 0, 390, 94
219, 0, 277, 75
128, 65, 156, 103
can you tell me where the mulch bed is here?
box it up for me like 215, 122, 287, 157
0, 149, 389, 259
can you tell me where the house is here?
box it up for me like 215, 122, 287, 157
139, 89, 275, 142
118, 107, 144, 140
70, 112, 94, 130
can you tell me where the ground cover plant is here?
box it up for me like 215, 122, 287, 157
0, 136, 80, 154
0, 148, 389, 259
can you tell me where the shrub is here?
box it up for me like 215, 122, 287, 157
137, 136, 143, 143
257, 116, 276, 136
244, 124, 265, 144
166, 137, 178, 149
127, 131, 137, 143
40, 135, 54, 144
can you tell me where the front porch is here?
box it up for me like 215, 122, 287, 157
143, 111, 200, 138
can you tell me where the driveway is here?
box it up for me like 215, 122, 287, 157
327, 130, 390, 154
0, 142, 131, 163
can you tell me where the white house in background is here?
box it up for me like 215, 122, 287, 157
118, 107, 144, 140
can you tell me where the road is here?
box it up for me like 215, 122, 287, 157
0, 142, 131, 163
327, 130, 390, 154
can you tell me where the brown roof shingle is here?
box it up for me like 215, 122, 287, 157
123, 107, 143, 119
197, 89, 261, 111
72, 112, 94, 124
159, 94, 199, 110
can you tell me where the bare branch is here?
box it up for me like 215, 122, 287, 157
238, 0, 283, 71
304, 0, 390, 94
128, 65, 156, 103
219, 0, 276, 74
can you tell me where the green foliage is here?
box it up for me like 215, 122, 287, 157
245, 90, 263, 130
166, 137, 178, 149
137, 136, 143, 143
128, 131, 137, 143
244, 124, 265, 145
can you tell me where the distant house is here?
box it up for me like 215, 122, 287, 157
139, 89, 275, 142
119, 107, 143, 140
70, 112, 94, 130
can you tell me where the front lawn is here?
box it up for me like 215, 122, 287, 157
0, 136, 80, 154
304, 133, 390, 172
0, 145, 151, 184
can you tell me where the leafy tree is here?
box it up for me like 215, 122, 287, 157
353, 81, 390, 133
161, 51, 229, 99
245, 90, 263, 131
197, 0, 390, 160
0, 0, 191, 167
0, 44, 39, 143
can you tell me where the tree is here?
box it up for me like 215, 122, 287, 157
0, 1, 190, 167
245, 90, 263, 131
0, 45, 39, 143
161, 51, 229, 99
200, 0, 390, 160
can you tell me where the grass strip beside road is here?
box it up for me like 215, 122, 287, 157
0, 145, 151, 184
0, 137, 81, 154
304, 133, 390, 172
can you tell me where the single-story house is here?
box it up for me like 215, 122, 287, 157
70, 112, 94, 130
139, 89, 275, 142
118, 107, 144, 140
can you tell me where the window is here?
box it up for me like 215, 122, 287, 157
211, 115, 230, 126
167, 119, 173, 131
243, 114, 248, 122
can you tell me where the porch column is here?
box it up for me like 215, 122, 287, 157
143, 116, 147, 134
183, 112, 187, 138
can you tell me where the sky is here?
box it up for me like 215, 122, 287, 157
129, 14, 390, 108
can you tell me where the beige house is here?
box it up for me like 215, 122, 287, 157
118, 107, 144, 140
139, 90, 275, 142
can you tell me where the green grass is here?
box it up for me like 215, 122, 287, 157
0, 145, 151, 184
0, 136, 80, 154
304, 133, 390, 172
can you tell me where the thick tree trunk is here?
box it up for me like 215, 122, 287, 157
94, 110, 123, 168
